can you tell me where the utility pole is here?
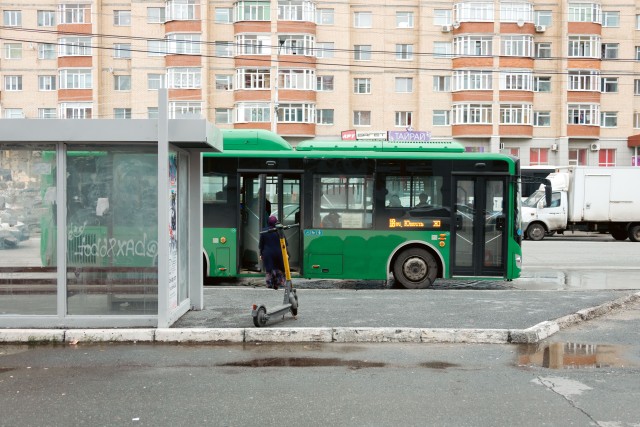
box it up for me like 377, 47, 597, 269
272, 39, 284, 133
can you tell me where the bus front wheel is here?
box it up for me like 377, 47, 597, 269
393, 248, 437, 289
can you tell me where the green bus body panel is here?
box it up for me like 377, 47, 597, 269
221, 129, 293, 151
203, 227, 238, 277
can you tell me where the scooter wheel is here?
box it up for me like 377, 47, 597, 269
253, 306, 268, 327
289, 293, 298, 316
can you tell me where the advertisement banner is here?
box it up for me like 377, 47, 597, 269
388, 130, 432, 142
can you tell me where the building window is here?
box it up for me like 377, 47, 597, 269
354, 12, 372, 28
279, 69, 316, 90
58, 37, 92, 56
317, 109, 334, 125
215, 8, 232, 23
147, 7, 166, 23
454, 36, 492, 56
38, 108, 57, 119
278, 35, 315, 56
315, 42, 334, 58
169, 101, 203, 119
234, 1, 270, 21
397, 12, 414, 28
168, 33, 202, 55
60, 103, 92, 119
236, 69, 269, 90
4, 43, 22, 59
4, 109, 24, 119
59, 4, 90, 24
148, 73, 166, 90
452, 70, 492, 90
600, 112, 617, 127
569, 149, 588, 166
114, 43, 132, 58
433, 9, 452, 26
38, 10, 55, 27
216, 74, 234, 90
433, 42, 452, 58
433, 110, 450, 126
535, 42, 551, 58
602, 11, 619, 27
316, 9, 334, 25
316, 75, 334, 91
568, 70, 600, 91
501, 35, 534, 57
534, 76, 551, 92
500, 71, 533, 91
277, 103, 315, 124
235, 34, 270, 55
353, 111, 371, 126
598, 149, 616, 167
354, 78, 371, 94
507, 148, 520, 157
568, 3, 601, 23
601, 77, 618, 93
114, 75, 132, 91
4, 75, 22, 91
567, 104, 600, 125
396, 44, 413, 60
214, 41, 233, 57
395, 111, 412, 127
354, 45, 372, 61
114, 108, 132, 119
395, 77, 413, 93
148, 40, 167, 56
535, 10, 552, 26
167, 0, 199, 21
433, 76, 451, 92
601, 43, 618, 59
38, 75, 57, 91
38, 44, 56, 60
278, 1, 314, 22
452, 104, 492, 124
167, 68, 201, 89
568, 35, 601, 58
114, 10, 131, 26
3, 10, 22, 26
148, 107, 159, 119
533, 111, 551, 126
530, 148, 549, 166
637, 15, 640, 30
500, 104, 532, 125
635, 80, 640, 95
236, 102, 270, 123
59, 69, 92, 89
215, 108, 232, 124
454, 2, 494, 22
500, 2, 533, 22
636, 47, 640, 60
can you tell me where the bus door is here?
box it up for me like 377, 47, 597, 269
452, 176, 507, 276
238, 173, 301, 274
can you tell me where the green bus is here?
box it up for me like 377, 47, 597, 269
203, 130, 523, 289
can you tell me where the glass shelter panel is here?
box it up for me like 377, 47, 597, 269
0, 145, 57, 314
64, 146, 158, 315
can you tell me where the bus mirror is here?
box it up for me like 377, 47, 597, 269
542, 179, 552, 207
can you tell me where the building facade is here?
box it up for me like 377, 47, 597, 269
2, 0, 640, 165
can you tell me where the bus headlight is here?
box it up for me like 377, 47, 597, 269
515, 254, 522, 269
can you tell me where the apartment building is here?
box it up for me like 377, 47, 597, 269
2, 0, 640, 166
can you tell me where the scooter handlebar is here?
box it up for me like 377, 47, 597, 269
259, 223, 300, 234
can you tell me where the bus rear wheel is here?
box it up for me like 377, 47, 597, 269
393, 248, 437, 289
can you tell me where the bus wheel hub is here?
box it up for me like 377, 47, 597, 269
404, 258, 427, 281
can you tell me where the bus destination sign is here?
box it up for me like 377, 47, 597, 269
389, 218, 442, 228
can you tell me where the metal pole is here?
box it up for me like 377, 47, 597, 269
272, 40, 284, 133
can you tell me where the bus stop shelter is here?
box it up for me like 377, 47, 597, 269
0, 114, 221, 328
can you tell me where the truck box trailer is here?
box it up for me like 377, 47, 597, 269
521, 167, 640, 241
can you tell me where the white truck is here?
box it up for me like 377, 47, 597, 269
522, 167, 640, 241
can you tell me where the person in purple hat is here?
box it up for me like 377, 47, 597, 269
258, 215, 287, 289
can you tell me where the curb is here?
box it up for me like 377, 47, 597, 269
2, 292, 638, 345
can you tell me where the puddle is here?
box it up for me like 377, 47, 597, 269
220, 357, 386, 369
517, 342, 639, 369
420, 361, 459, 369
516, 269, 640, 290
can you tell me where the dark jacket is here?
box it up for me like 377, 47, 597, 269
259, 228, 286, 272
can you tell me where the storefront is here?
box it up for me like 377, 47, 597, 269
0, 112, 221, 328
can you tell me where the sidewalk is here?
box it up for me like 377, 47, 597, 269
3, 282, 639, 345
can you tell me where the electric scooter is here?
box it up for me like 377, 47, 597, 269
251, 223, 299, 327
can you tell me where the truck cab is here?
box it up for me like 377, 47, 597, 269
521, 188, 567, 240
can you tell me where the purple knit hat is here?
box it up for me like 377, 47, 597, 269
268, 215, 278, 226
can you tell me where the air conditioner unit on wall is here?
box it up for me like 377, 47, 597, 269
535, 25, 546, 32
551, 143, 558, 151
590, 142, 600, 151
441, 25, 452, 33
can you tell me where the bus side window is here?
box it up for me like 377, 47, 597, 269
321, 211, 341, 228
